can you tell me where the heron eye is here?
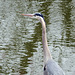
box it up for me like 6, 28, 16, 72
34, 15, 37, 17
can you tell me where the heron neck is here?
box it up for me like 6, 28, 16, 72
40, 18, 52, 63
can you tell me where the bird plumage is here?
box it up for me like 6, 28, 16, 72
44, 59, 65, 75
21, 13, 65, 75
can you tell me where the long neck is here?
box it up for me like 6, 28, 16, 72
40, 18, 52, 64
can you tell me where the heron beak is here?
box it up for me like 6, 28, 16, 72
21, 14, 34, 17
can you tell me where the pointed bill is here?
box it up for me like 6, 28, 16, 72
21, 14, 34, 17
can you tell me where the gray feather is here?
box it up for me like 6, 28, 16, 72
44, 59, 65, 75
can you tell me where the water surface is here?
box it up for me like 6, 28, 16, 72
0, 0, 75, 75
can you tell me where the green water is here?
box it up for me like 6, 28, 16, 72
0, 0, 75, 75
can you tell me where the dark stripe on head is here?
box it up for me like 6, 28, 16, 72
34, 13, 44, 19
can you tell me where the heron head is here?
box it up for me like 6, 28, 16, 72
21, 13, 44, 21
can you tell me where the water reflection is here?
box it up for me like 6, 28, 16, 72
60, 0, 75, 47
0, 0, 75, 75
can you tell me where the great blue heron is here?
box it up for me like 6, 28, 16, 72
21, 13, 65, 75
